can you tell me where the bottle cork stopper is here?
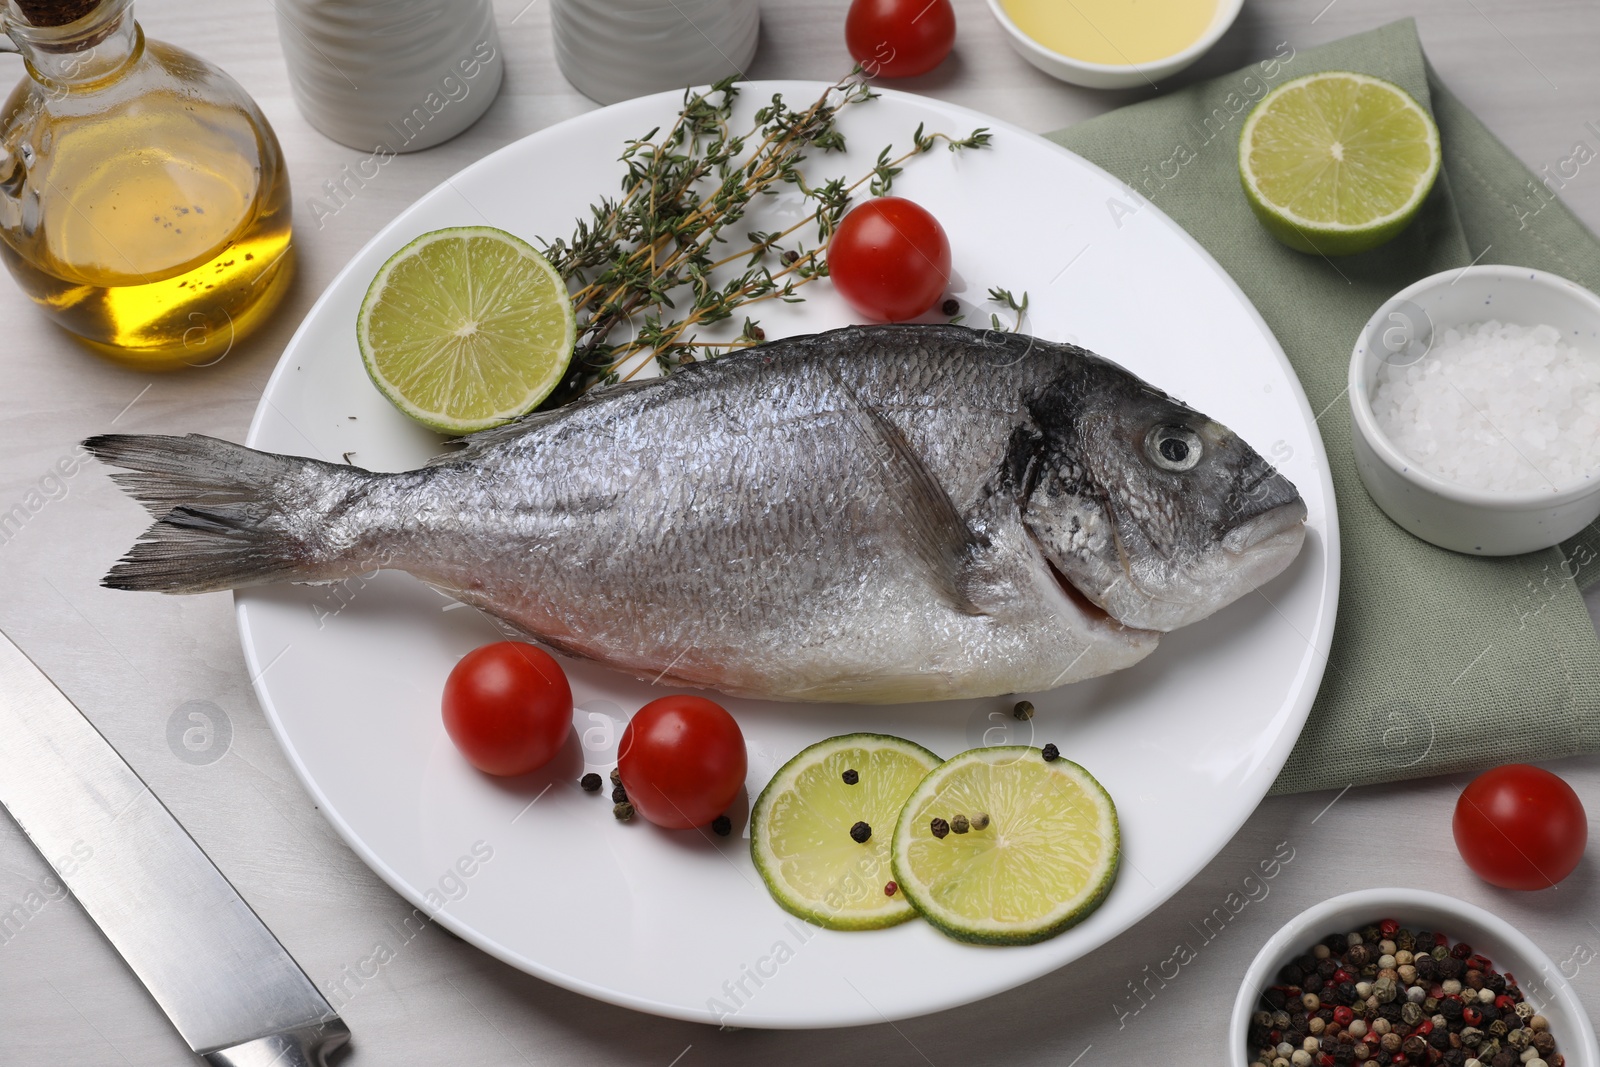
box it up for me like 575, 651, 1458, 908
13, 0, 102, 27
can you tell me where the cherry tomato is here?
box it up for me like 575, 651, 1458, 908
1452, 764, 1588, 890
826, 197, 951, 322
442, 642, 572, 776
845, 0, 956, 78
618, 695, 746, 829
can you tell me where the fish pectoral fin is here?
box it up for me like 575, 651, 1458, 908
826, 370, 985, 617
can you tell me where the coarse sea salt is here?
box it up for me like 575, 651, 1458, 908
1371, 319, 1600, 493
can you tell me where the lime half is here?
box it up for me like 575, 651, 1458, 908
891, 747, 1119, 946
358, 226, 575, 434
751, 733, 942, 931
1239, 71, 1441, 256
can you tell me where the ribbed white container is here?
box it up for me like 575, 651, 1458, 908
274, 0, 504, 153
551, 0, 759, 105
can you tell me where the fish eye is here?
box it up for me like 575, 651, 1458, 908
1145, 425, 1202, 472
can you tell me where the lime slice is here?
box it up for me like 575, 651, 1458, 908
891, 747, 1119, 945
358, 226, 575, 434
1239, 71, 1441, 256
751, 733, 942, 931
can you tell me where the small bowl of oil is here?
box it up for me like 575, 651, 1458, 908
986, 0, 1243, 89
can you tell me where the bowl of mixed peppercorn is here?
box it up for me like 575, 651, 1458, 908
1231, 888, 1598, 1067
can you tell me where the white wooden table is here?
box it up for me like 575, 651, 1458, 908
2, 1, 1598, 1063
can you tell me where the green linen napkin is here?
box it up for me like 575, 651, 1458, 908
1047, 19, 1600, 794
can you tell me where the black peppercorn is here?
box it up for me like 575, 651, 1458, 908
711, 814, 732, 836
1280, 963, 1305, 984
781, 249, 799, 265
1264, 988, 1288, 1010
1304, 973, 1325, 994
1443, 1050, 1466, 1067
1439, 956, 1464, 980
941, 298, 960, 317
580, 772, 602, 792
1429, 1029, 1450, 1050
1317, 958, 1340, 978
612, 784, 628, 804
842, 769, 859, 785
1441, 998, 1464, 1020
930, 817, 949, 839
1346, 944, 1372, 968
1041, 743, 1060, 761
1485, 973, 1506, 994
849, 821, 871, 843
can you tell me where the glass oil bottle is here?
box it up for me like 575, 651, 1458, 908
0, 0, 293, 367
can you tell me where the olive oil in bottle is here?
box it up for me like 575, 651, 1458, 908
0, 0, 293, 367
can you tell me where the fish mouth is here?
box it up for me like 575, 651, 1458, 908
1222, 499, 1308, 556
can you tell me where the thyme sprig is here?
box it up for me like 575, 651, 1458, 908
539, 74, 992, 403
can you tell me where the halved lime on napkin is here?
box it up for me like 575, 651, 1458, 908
358, 226, 575, 434
751, 733, 941, 931
890, 746, 1119, 945
1239, 71, 1441, 256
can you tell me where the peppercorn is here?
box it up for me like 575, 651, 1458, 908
1443, 1051, 1465, 1067
612, 784, 628, 804
1304, 974, 1325, 994
941, 298, 960, 316
1347, 944, 1372, 968
1416, 956, 1439, 982
1429, 1029, 1451, 1050
842, 768, 859, 785
930, 817, 949, 839
1402, 1036, 1428, 1058
1380, 1033, 1402, 1054
1318, 958, 1340, 978
1451, 942, 1473, 960
711, 814, 732, 836
1013, 699, 1034, 720
971, 812, 990, 830
748, 325, 766, 341
781, 249, 800, 265
1041, 743, 1060, 761
613, 801, 634, 821
1439, 956, 1465, 980
1490, 1053, 1514, 1067
1441, 998, 1464, 1021
1484, 973, 1505, 994
1302, 993, 1321, 1012
580, 772, 602, 792
1533, 1032, 1555, 1055
951, 813, 970, 834
849, 820, 871, 843
610, 768, 622, 787
884, 880, 897, 896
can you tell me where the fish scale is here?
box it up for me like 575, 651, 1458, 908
88, 323, 1305, 704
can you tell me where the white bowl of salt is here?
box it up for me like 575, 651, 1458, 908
1348, 265, 1600, 555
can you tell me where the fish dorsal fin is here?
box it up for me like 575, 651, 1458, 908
425, 377, 658, 466
825, 367, 985, 616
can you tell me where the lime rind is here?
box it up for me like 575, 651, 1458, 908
890, 746, 1120, 946
751, 733, 942, 931
1239, 71, 1442, 256
357, 225, 576, 435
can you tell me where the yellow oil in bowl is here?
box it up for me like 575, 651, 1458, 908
999, 0, 1217, 65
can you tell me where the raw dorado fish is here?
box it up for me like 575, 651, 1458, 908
90, 324, 1306, 704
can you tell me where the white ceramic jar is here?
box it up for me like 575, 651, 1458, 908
551, 0, 759, 105
274, 0, 504, 153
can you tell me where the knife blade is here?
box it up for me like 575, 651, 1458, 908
0, 628, 348, 1066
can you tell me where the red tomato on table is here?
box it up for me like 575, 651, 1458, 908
1453, 764, 1587, 890
618, 695, 747, 829
442, 641, 572, 776
826, 196, 951, 322
845, 0, 956, 78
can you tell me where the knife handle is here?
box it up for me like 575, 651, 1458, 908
203, 1021, 351, 1067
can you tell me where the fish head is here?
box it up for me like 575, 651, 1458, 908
1020, 364, 1306, 631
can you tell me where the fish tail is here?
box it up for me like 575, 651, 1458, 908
86, 434, 375, 594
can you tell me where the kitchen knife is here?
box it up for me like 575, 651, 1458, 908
0, 627, 349, 1066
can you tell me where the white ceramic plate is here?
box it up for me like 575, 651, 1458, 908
239, 83, 1339, 1028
